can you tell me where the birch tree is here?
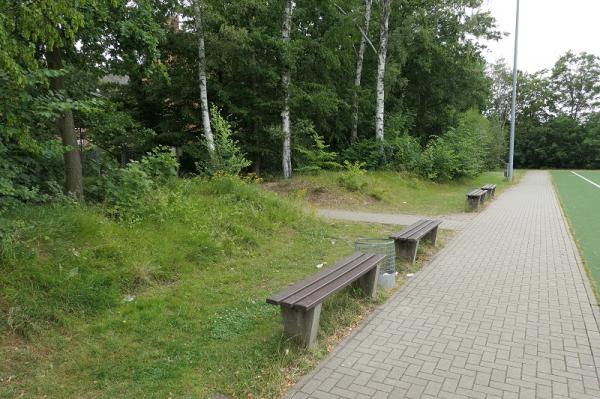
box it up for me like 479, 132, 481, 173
375, 0, 392, 141
193, 0, 215, 155
351, 0, 374, 142
281, 0, 294, 179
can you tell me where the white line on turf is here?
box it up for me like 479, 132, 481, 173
571, 171, 600, 189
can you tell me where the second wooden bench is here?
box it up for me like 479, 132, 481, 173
466, 189, 487, 211
389, 219, 441, 264
481, 183, 497, 198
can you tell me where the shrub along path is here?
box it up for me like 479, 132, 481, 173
314, 209, 474, 231
286, 171, 600, 399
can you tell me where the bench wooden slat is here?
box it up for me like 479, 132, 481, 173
404, 220, 441, 240
292, 253, 385, 310
267, 252, 385, 310
389, 219, 429, 239
277, 252, 379, 308
482, 184, 496, 190
467, 189, 486, 197
266, 252, 364, 305
390, 219, 442, 241
390, 219, 428, 238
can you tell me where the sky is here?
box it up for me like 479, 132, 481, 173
481, 0, 600, 72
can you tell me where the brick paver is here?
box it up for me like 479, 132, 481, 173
287, 171, 600, 399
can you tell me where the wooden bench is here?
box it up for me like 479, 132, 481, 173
389, 219, 441, 264
466, 189, 487, 211
481, 184, 497, 198
267, 252, 385, 347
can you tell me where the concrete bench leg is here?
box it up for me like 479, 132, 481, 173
281, 304, 322, 348
353, 264, 380, 300
395, 240, 419, 264
467, 197, 479, 212
424, 226, 439, 247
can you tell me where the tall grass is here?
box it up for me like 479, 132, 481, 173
0, 176, 407, 398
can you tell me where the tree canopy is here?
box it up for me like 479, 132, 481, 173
487, 52, 600, 169
1, 0, 599, 206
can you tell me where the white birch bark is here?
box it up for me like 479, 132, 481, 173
193, 0, 215, 154
351, 0, 373, 142
375, 0, 391, 141
281, 0, 294, 179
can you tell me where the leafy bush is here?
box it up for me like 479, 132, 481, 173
417, 109, 502, 181
418, 136, 459, 181
341, 139, 390, 169
341, 136, 421, 172
337, 160, 367, 191
84, 106, 156, 160
97, 146, 179, 222
197, 106, 251, 176
103, 162, 154, 222
293, 119, 340, 172
139, 145, 179, 183
388, 134, 422, 171
0, 139, 66, 210
385, 110, 415, 138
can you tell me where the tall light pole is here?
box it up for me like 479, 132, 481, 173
507, 0, 520, 181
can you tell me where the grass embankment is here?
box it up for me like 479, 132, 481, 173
0, 176, 450, 398
264, 170, 521, 215
552, 170, 600, 299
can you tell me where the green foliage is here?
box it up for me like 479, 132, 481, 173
388, 134, 422, 171
197, 106, 251, 176
0, 175, 306, 337
550, 51, 600, 121
341, 134, 421, 172
341, 139, 390, 170
337, 160, 367, 192
96, 146, 179, 222
102, 162, 154, 222
293, 120, 340, 173
419, 111, 489, 181
84, 106, 156, 159
342, 115, 496, 181
139, 146, 179, 184
489, 52, 600, 169
0, 178, 404, 397
419, 137, 459, 181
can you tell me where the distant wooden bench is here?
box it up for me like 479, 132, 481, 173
267, 252, 385, 347
481, 184, 497, 198
389, 219, 441, 264
466, 189, 487, 211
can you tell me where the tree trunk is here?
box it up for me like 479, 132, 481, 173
281, 0, 294, 179
193, 0, 215, 154
351, 0, 373, 142
47, 47, 84, 201
375, 0, 391, 141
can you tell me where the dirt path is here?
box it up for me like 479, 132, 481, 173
314, 208, 476, 231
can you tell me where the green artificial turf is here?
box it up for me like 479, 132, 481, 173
552, 170, 600, 298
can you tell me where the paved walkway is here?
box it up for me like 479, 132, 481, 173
315, 209, 474, 231
287, 171, 600, 399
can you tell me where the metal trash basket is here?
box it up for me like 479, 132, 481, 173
354, 238, 395, 275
